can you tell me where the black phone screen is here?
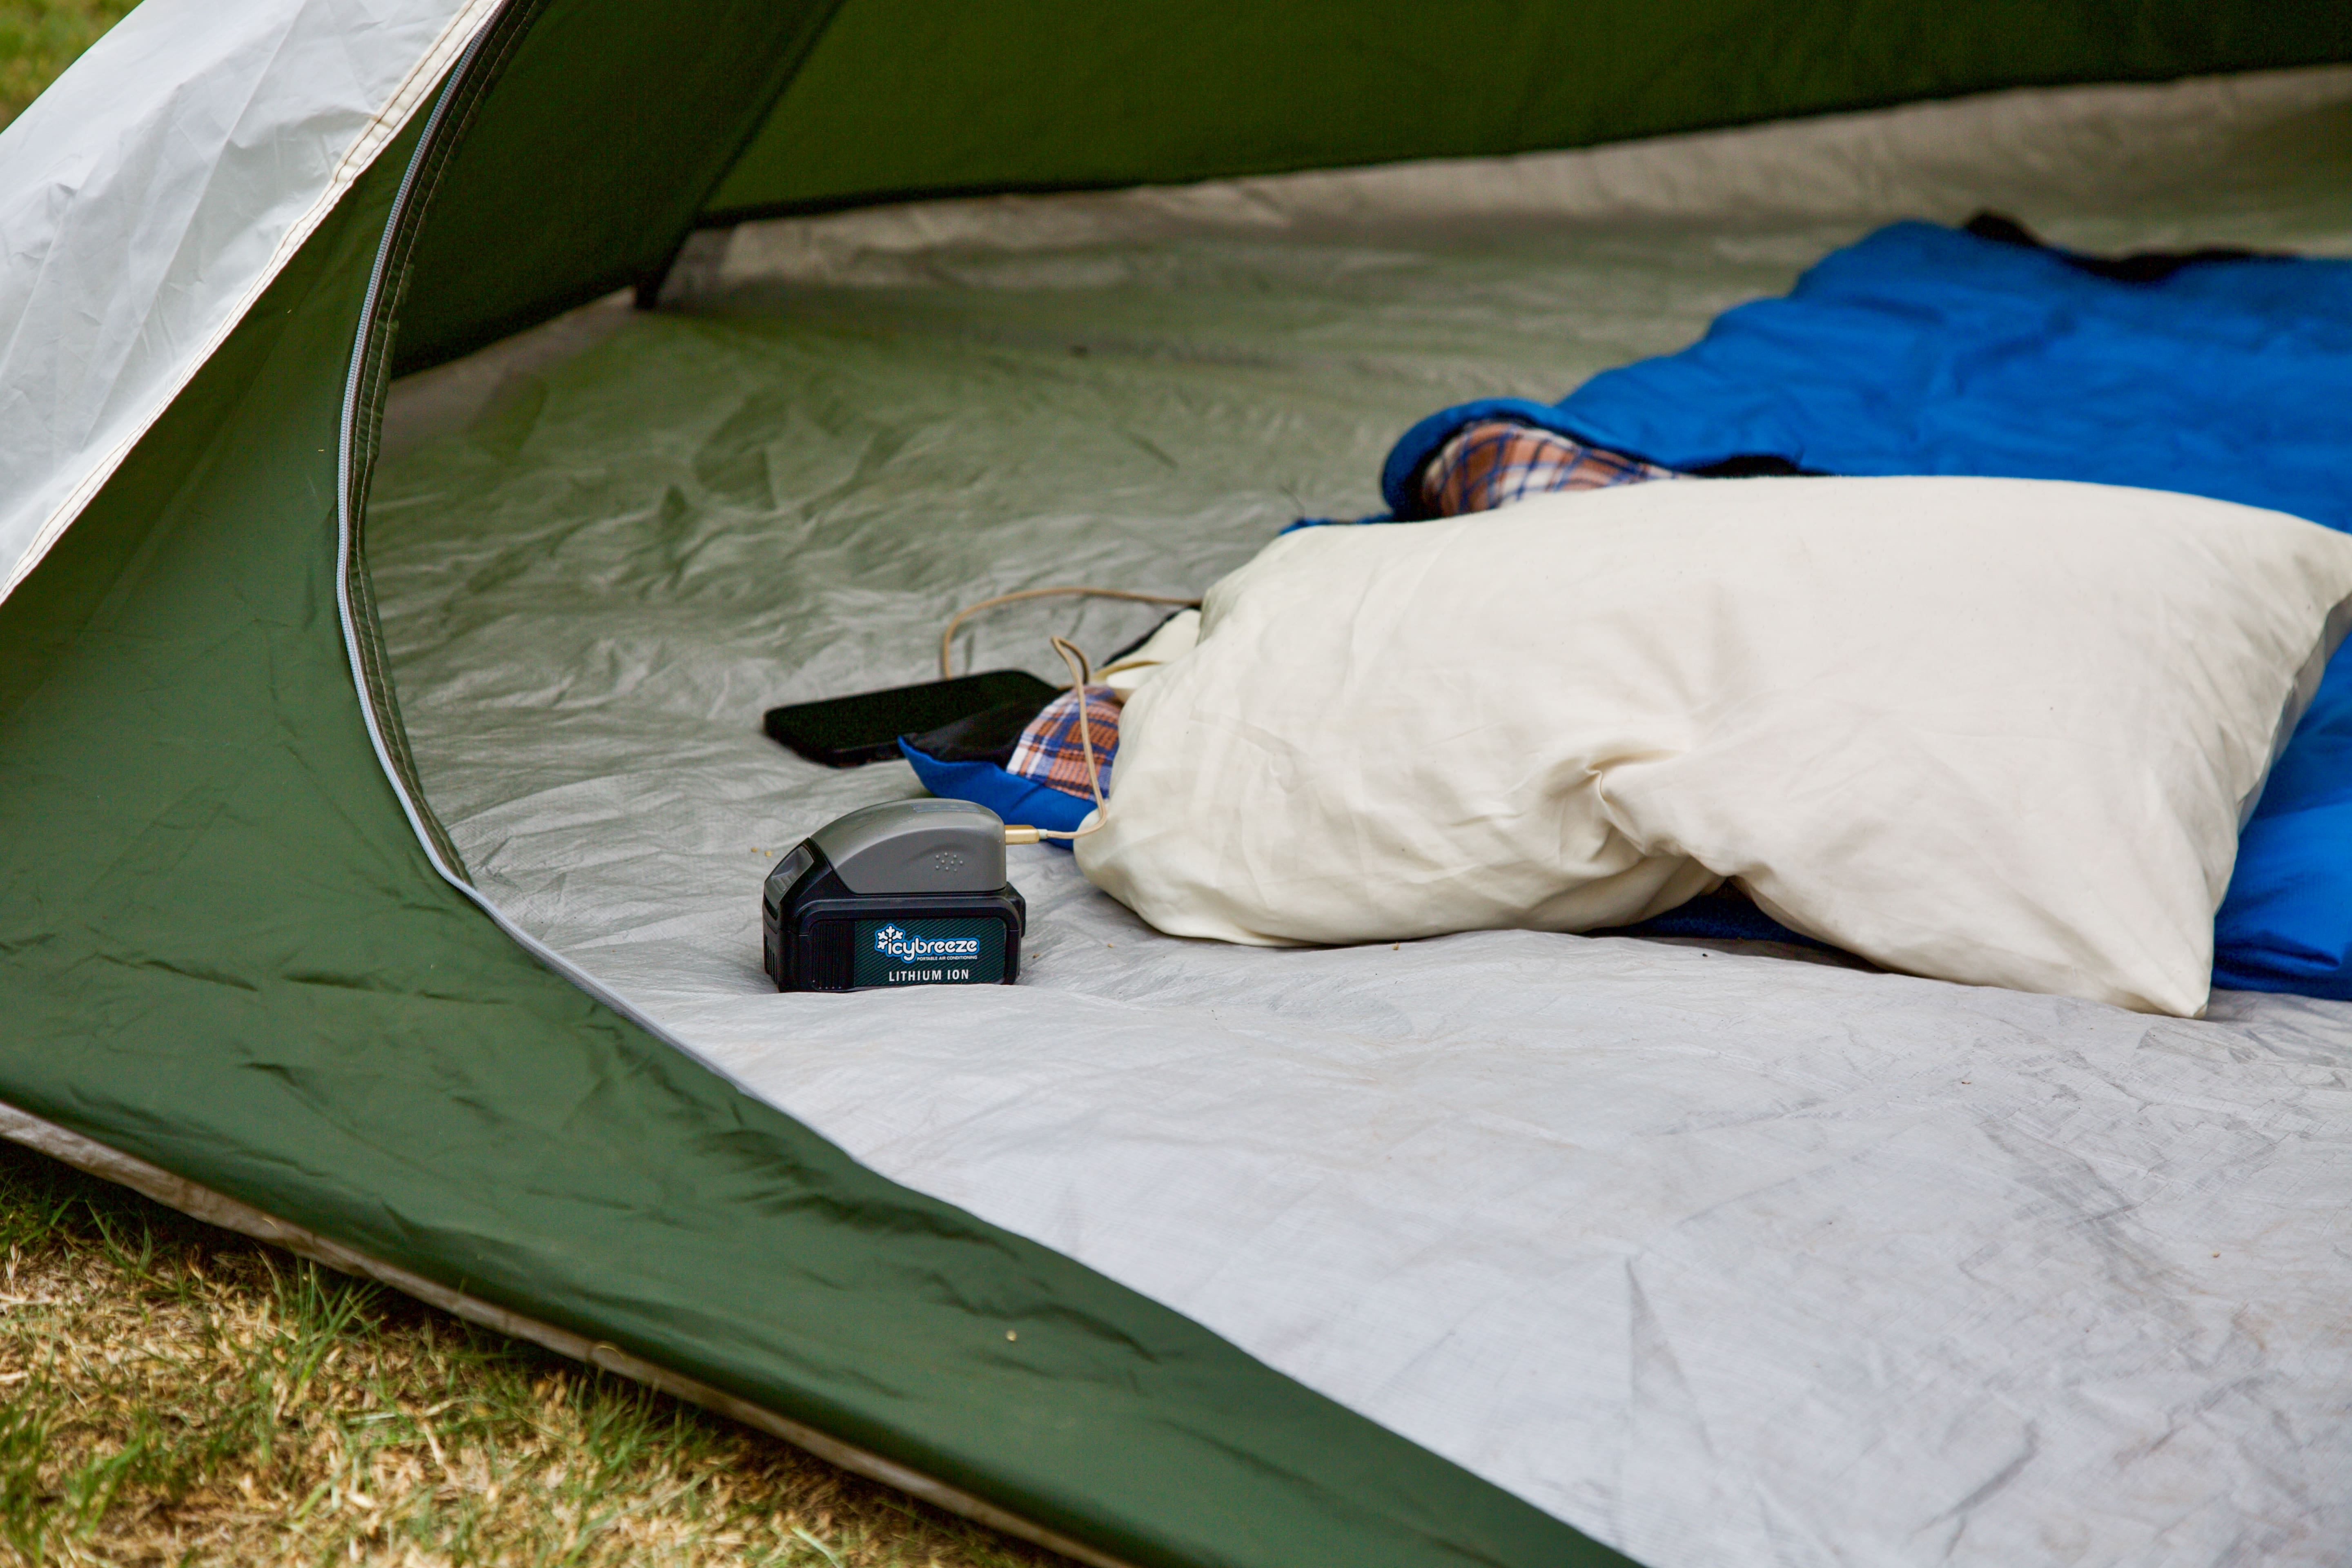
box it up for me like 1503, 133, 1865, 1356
763, 670, 1061, 767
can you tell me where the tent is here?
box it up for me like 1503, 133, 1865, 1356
4, 4, 2350, 1565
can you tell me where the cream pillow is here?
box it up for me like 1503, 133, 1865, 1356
1075, 477, 2352, 1016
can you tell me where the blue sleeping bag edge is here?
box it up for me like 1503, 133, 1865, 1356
1378, 220, 2352, 996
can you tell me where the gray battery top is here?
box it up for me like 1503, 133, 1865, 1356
806, 798, 1007, 894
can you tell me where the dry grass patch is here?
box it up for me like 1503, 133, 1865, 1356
0, 1140, 1067, 1567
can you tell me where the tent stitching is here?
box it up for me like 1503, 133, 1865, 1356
337, 0, 549, 882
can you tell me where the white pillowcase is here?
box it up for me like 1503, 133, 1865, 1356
1075, 477, 2352, 1016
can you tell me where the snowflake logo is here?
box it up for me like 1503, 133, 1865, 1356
873, 924, 906, 952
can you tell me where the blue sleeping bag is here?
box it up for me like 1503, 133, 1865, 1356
1384, 220, 2352, 996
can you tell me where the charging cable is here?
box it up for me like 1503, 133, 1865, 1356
939, 587, 1194, 846
1004, 634, 1109, 844
939, 586, 1197, 680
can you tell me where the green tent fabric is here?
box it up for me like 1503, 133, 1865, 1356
2, 2, 2350, 1565
398, 0, 2352, 376
707, 0, 2352, 221
388, 0, 846, 372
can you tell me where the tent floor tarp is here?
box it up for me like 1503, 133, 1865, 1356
367, 69, 2352, 1567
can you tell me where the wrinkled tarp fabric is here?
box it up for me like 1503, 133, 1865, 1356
0, 0, 491, 604
369, 72, 2352, 1568
0, 96, 1609, 1568
1383, 223, 2352, 992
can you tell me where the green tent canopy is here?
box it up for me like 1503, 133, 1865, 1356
3, 4, 2349, 1566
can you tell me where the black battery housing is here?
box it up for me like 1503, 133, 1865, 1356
762, 800, 1025, 992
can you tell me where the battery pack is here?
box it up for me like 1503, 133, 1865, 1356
763, 800, 1025, 991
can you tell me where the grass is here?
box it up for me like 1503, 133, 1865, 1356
0, 1138, 1069, 1566
0, 0, 139, 126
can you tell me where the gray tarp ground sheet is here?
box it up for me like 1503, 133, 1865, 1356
370, 71, 2352, 1568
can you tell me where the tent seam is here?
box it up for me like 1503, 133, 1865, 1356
334, 0, 545, 884
319, 27, 1167, 1568
636, 0, 857, 301
330, 0, 893, 1174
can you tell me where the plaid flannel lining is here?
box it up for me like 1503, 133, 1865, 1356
1420, 419, 1683, 515
1006, 685, 1123, 801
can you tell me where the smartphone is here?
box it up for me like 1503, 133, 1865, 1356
763, 669, 1061, 768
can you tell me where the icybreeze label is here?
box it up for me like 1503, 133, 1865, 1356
852, 918, 1004, 987
870, 924, 981, 961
